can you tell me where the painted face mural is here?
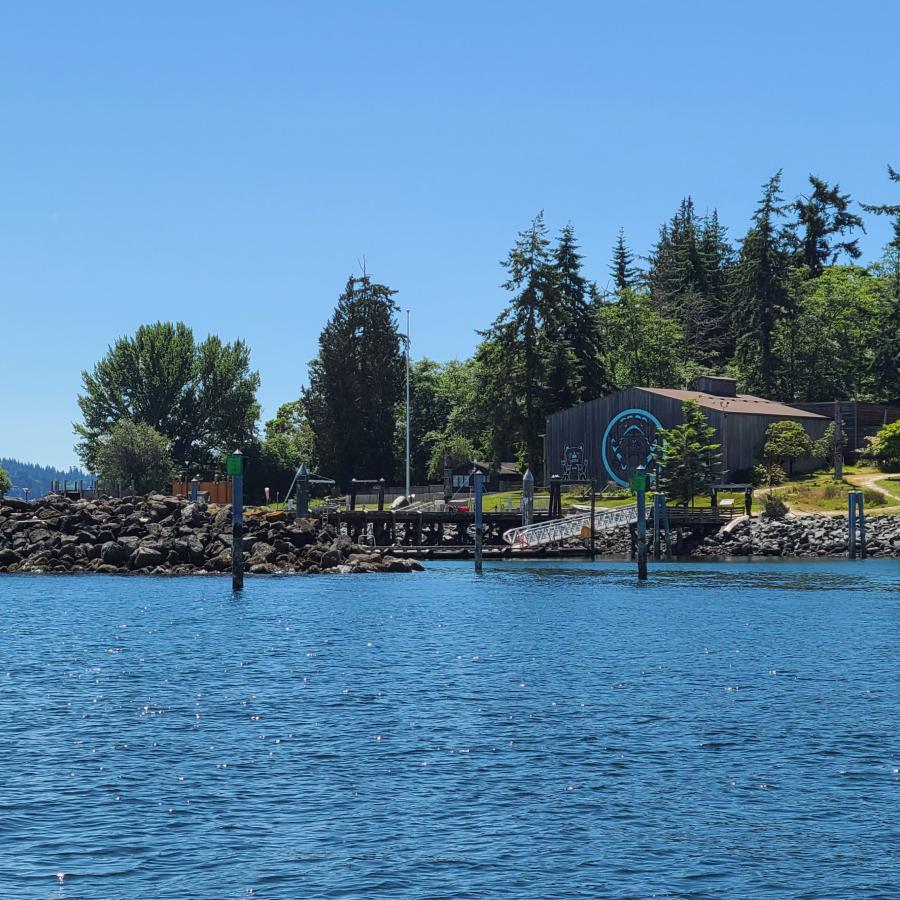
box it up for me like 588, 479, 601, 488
601, 408, 662, 487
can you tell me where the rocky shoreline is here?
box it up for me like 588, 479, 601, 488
695, 513, 900, 558
0, 495, 423, 575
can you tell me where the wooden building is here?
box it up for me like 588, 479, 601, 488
544, 376, 829, 487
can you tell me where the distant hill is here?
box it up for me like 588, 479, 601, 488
0, 458, 93, 499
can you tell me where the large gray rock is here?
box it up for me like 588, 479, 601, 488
100, 541, 128, 565
132, 545, 164, 569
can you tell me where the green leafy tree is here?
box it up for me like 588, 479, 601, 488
427, 433, 477, 481
94, 420, 175, 494
762, 420, 814, 474
263, 399, 317, 472
862, 164, 900, 403
786, 175, 864, 277
75, 322, 260, 473
600, 287, 684, 388
303, 273, 404, 488
732, 172, 792, 395
0, 465, 10, 497
866, 420, 900, 471
656, 400, 722, 506
771, 266, 880, 401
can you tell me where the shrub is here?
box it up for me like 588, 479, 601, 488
862, 487, 887, 507
762, 492, 789, 519
866, 421, 900, 472
753, 462, 785, 487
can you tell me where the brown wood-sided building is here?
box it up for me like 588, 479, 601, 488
544, 376, 829, 487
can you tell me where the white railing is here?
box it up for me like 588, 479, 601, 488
502, 505, 639, 548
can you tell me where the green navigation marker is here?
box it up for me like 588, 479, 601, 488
630, 472, 646, 492
226, 454, 243, 476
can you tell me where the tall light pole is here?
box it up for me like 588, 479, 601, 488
405, 309, 411, 499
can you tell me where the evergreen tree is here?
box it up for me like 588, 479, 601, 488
861, 164, 900, 403
477, 213, 554, 471
0, 465, 10, 497
732, 172, 792, 396
303, 273, 404, 488
647, 198, 734, 367
787, 175, 864, 277
544, 224, 610, 409
610, 228, 638, 291
656, 400, 722, 506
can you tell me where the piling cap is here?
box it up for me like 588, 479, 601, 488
298, 463, 308, 477
523, 468, 534, 482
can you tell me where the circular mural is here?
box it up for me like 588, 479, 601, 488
601, 408, 662, 487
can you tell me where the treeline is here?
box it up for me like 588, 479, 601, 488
0, 458, 91, 499
72, 166, 900, 494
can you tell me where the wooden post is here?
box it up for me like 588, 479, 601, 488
589, 479, 596, 562
474, 471, 484, 573
349, 479, 358, 512
230, 451, 244, 591
662, 498, 672, 561
190, 475, 200, 502
377, 478, 386, 512
744, 487, 753, 518
834, 400, 843, 482
522, 468, 534, 526
296, 463, 309, 518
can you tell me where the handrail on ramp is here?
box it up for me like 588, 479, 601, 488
502, 504, 640, 549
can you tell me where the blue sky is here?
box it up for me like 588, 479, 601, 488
2, 1, 899, 468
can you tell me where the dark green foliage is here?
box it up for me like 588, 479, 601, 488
656, 400, 722, 506
866, 420, 900, 470
303, 273, 404, 489
646, 199, 735, 367
731, 173, 792, 395
862, 165, 900, 403
600, 287, 684, 388
786, 175, 864, 277
0, 466, 10, 496
94, 420, 175, 494
75, 322, 260, 474
610, 228, 638, 291
0, 459, 91, 499
545, 224, 611, 408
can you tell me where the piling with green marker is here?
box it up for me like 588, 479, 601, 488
227, 451, 244, 590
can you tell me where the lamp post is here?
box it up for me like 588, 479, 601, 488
405, 309, 411, 500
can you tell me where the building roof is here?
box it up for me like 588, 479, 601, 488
639, 387, 828, 418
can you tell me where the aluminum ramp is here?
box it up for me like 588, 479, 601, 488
503, 505, 639, 548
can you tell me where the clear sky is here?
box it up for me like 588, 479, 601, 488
2, 1, 899, 468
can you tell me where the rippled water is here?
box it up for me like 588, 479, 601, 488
1, 560, 899, 898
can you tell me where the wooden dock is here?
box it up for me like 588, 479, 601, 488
313, 508, 729, 551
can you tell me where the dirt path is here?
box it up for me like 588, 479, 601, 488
843, 472, 900, 513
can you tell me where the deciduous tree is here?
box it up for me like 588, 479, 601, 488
75, 322, 259, 473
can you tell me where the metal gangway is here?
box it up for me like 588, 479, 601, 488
503, 505, 640, 549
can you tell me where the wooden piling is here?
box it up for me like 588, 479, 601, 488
230, 451, 244, 591
474, 471, 484, 573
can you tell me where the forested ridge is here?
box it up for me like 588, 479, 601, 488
65, 166, 900, 494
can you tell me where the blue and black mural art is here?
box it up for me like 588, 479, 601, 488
600, 408, 662, 487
